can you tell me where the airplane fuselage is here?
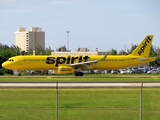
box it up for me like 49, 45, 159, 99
2, 35, 156, 76
3, 55, 155, 71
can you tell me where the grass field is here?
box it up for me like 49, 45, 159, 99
0, 88, 160, 120
0, 74, 160, 82
0, 75, 160, 120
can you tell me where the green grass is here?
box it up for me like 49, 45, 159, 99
0, 75, 160, 119
0, 88, 160, 120
0, 89, 56, 120
0, 74, 160, 82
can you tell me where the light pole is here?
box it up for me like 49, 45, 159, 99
66, 31, 70, 50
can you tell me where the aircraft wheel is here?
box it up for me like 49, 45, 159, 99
75, 72, 79, 76
79, 72, 84, 76
75, 72, 84, 76
18, 73, 22, 76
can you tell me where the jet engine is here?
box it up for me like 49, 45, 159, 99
54, 66, 74, 74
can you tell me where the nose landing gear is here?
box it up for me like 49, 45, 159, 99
75, 72, 84, 76
18, 72, 22, 76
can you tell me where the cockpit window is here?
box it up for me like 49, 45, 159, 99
8, 59, 14, 62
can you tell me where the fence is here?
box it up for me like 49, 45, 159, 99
0, 82, 160, 120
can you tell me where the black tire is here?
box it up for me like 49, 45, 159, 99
79, 72, 84, 76
75, 72, 79, 76
18, 73, 21, 76
31, 72, 35, 75
75, 72, 84, 76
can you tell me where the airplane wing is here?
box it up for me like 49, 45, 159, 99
64, 52, 108, 68
65, 60, 98, 68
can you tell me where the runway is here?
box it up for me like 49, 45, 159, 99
0, 82, 160, 88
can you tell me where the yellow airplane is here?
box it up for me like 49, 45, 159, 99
2, 35, 156, 76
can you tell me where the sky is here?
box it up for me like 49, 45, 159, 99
0, 0, 160, 52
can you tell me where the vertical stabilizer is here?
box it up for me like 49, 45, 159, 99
130, 35, 153, 57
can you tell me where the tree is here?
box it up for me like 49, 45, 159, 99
0, 48, 16, 75
109, 48, 117, 55
118, 50, 127, 55
127, 44, 138, 55
11, 44, 21, 55
45, 46, 54, 55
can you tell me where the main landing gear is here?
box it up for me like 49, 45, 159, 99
75, 72, 84, 76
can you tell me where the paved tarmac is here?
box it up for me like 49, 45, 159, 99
0, 82, 160, 88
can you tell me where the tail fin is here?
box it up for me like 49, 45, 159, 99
130, 35, 153, 57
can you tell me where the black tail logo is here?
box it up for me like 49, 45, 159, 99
138, 36, 152, 55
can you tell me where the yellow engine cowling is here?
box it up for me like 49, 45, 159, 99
54, 66, 74, 74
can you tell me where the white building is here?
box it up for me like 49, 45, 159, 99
15, 27, 45, 52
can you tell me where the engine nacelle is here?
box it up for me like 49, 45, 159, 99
54, 66, 74, 74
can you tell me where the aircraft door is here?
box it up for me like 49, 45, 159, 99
18, 58, 23, 65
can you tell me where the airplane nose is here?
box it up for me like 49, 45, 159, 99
2, 62, 8, 69
2, 62, 5, 68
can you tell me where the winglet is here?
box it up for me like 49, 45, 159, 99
130, 35, 153, 57
100, 52, 109, 61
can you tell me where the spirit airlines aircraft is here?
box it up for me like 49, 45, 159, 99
2, 35, 156, 76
